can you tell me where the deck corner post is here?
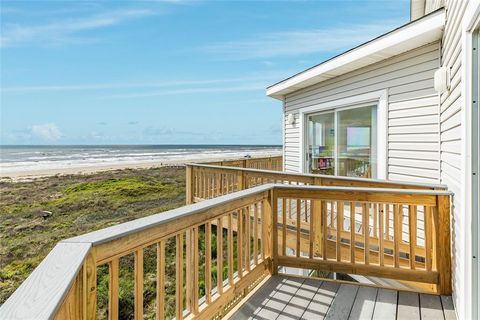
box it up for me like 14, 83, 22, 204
83, 249, 97, 320
186, 165, 194, 204
269, 189, 278, 275
435, 194, 452, 295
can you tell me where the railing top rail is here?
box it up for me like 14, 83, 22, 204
0, 242, 91, 320
65, 184, 272, 246
273, 184, 453, 196
188, 163, 449, 190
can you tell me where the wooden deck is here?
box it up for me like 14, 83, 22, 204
229, 275, 456, 320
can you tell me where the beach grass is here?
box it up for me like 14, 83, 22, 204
0, 166, 186, 316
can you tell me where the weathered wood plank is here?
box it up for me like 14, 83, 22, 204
372, 289, 397, 320
278, 278, 321, 319
348, 286, 378, 320
441, 295, 456, 320
230, 276, 286, 319
302, 281, 339, 320
419, 294, 444, 320
397, 291, 420, 320
256, 277, 303, 319
324, 284, 358, 320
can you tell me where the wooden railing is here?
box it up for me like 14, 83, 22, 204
0, 184, 452, 320
270, 185, 452, 296
185, 164, 447, 204
202, 155, 282, 171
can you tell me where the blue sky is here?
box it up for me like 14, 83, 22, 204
0, 0, 410, 145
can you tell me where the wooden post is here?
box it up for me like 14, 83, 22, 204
186, 165, 194, 204
270, 189, 278, 274
263, 192, 273, 274
435, 195, 452, 295
83, 250, 97, 320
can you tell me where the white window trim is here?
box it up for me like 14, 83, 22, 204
298, 90, 388, 179
461, 2, 480, 320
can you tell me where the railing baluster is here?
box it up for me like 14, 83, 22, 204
253, 204, 258, 266
363, 203, 369, 265
228, 213, 234, 285
245, 206, 251, 272
282, 198, 287, 256
337, 201, 343, 262
394, 204, 401, 268
205, 223, 212, 303
386, 204, 390, 241
425, 206, 433, 271
322, 201, 327, 260
261, 203, 266, 261
176, 234, 183, 320
108, 258, 119, 320
296, 199, 301, 257
237, 209, 243, 278
202, 171, 206, 200
379, 204, 385, 267
134, 249, 143, 320
193, 228, 199, 314
156, 241, 165, 320
217, 217, 223, 295
350, 202, 355, 263
186, 230, 192, 312
408, 205, 417, 270
309, 199, 315, 259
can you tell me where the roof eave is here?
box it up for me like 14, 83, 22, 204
266, 8, 445, 101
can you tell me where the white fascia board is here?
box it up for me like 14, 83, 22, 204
266, 9, 445, 100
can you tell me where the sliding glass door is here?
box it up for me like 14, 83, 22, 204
306, 105, 377, 178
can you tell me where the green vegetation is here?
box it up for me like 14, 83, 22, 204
0, 167, 186, 314
0, 166, 246, 319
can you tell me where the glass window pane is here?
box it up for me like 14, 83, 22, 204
307, 112, 335, 175
337, 105, 377, 178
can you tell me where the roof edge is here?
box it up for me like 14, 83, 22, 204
266, 8, 445, 100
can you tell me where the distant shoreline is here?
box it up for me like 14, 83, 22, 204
0, 152, 281, 182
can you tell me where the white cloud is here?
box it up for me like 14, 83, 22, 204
0, 73, 289, 94
31, 123, 62, 141
1, 9, 155, 47
201, 20, 405, 60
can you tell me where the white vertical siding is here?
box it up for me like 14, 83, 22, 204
283, 41, 441, 185
440, 1, 469, 319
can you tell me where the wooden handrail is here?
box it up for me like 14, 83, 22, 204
201, 155, 283, 171
185, 163, 448, 204
0, 184, 452, 320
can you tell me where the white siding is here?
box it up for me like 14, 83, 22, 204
440, 1, 469, 319
388, 95, 440, 183
283, 41, 441, 185
425, 0, 445, 14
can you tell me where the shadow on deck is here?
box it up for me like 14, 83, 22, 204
228, 275, 456, 320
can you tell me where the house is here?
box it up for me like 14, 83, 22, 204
266, 0, 479, 319
1, 1, 478, 319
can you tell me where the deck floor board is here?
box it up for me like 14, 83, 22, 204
228, 275, 455, 320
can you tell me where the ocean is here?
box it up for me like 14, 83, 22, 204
0, 145, 282, 177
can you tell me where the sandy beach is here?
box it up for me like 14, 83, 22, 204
0, 152, 281, 182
